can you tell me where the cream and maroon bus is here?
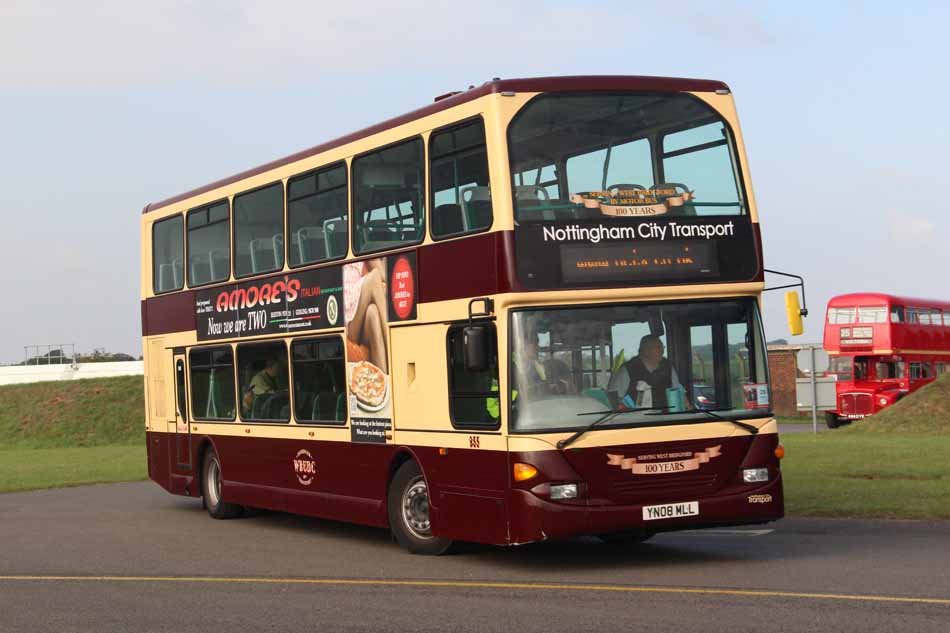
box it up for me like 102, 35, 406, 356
141, 75, 785, 554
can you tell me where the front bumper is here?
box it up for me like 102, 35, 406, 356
507, 473, 784, 543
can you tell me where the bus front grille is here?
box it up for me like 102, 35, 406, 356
609, 473, 719, 502
840, 393, 873, 416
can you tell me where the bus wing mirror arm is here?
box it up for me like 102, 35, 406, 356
763, 269, 808, 317
764, 269, 807, 336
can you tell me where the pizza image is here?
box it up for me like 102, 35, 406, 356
350, 361, 387, 409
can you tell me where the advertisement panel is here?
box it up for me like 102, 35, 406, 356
343, 252, 417, 443
195, 268, 343, 341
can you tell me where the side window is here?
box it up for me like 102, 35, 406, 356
353, 138, 425, 254
447, 324, 499, 429
909, 362, 922, 380
234, 182, 285, 278
890, 306, 905, 323
662, 122, 743, 216
187, 200, 230, 286
238, 342, 289, 422
152, 214, 184, 293
189, 347, 236, 420
430, 119, 493, 239
288, 163, 348, 266
291, 337, 347, 424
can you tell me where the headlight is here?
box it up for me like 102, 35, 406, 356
743, 468, 769, 483
549, 483, 578, 500
879, 397, 888, 406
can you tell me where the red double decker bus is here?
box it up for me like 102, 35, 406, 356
823, 293, 950, 427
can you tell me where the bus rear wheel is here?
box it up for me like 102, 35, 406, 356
202, 449, 243, 519
388, 461, 453, 555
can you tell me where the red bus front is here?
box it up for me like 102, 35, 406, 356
823, 293, 949, 427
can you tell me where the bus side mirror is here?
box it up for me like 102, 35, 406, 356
463, 326, 491, 372
785, 291, 804, 336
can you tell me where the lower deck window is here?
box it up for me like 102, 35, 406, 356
189, 347, 236, 420
238, 342, 290, 422
291, 337, 347, 424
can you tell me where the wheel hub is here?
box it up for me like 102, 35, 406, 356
402, 479, 432, 539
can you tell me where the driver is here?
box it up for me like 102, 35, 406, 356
620, 335, 684, 409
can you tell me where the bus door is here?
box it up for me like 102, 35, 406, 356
172, 351, 192, 471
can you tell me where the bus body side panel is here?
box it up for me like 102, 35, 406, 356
414, 445, 510, 545
146, 431, 172, 493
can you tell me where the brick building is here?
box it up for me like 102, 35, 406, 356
767, 344, 802, 416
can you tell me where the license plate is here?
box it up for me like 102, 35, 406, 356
642, 501, 699, 521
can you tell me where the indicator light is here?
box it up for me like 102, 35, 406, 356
513, 463, 539, 482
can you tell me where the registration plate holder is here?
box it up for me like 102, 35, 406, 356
642, 501, 699, 521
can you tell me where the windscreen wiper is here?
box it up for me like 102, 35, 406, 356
682, 408, 759, 435
557, 406, 677, 450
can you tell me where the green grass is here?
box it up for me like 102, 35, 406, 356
781, 433, 950, 519
0, 376, 147, 492
848, 373, 950, 435
0, 375, 145, 448
0, 445, 147, 493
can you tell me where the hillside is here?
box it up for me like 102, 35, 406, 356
0, 375, 145, 448
849, 373, 950, 435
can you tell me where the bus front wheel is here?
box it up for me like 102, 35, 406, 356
202, 449, 243, 519
825, 412, 842, 429
388, 461, 453, 555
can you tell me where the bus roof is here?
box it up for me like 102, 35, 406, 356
828, 293, 950, 310
141, 75, 730, 215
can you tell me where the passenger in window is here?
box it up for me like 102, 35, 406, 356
619, 335, 687, 409
243, 356, 283, 416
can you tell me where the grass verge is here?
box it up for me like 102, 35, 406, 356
781, 432, 950, 520
0, 445, 147, 493
0, 375, 144, 448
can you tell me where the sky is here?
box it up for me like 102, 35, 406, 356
1, 1, 948, 364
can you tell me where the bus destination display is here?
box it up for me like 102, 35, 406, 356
560, 241, 719, 284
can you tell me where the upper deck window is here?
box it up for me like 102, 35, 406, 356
234, 182, 285, 278
288, 163, 348, 266
827, 307, 856, 324
430, 119, 493, 239
508, 92, 746, 222
352, 138, 425, 254
890, 306, 904, 323
152, 214, 184, 294
857, 307, 887, 324
187, 200, 230, 286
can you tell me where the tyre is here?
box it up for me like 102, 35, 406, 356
201, 449, 243, 519
598, 530, 655, 544
825, 412, 840, 429
388, 461, 453, 555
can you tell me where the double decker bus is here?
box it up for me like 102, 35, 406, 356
141, 75, 787, 554
824, 293, 950, 427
